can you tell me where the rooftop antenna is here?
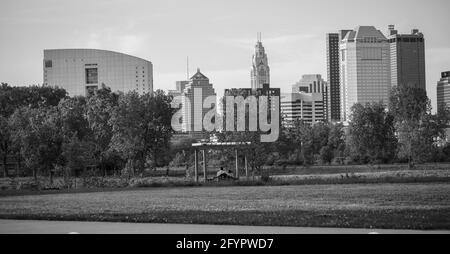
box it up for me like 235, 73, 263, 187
186, 56, 189, 80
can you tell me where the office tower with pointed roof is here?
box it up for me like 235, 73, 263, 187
251, 33, 270, 90
340, 26, 391, 122
181, 68, 216, 135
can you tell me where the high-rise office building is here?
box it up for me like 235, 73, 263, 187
43, 49, 153, 96
340, 26, 391, 122
251, 33, 270, 90
437, 71, 450, 115
281, 93, 326, 126
181, 68, 216, 135
388, 25, 426, 90
326, 30, 351, 122
292, 74, 329, 121
283, 74, 328, 125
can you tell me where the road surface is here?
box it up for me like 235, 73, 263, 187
0, 220, 448, 234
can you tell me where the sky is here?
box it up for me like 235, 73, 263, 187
1, 0, 449, 112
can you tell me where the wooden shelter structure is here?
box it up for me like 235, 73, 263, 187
191, 142, 251, 182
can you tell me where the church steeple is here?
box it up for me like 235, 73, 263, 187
251, 33, 270, 90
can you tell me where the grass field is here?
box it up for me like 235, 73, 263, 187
1, 165, 450, 194
0, 183, 449, 229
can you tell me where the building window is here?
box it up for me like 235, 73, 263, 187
86, 68, 98, 84
44, 60, 52, 68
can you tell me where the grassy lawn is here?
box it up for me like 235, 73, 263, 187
0, 183, 449, 229
2, 165, 450, 195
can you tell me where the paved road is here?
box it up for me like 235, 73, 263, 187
0, 220, 448, 234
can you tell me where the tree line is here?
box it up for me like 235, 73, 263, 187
213, 85, 450, 175
0, 83, 449, 180
0, 83, 174, 179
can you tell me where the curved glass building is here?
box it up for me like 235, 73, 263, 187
43, 49, 153, 96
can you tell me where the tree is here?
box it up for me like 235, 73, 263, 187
0, 116, 11, 177
348, 102, 397, 164
274, 123, 295, 161
0, 83, 67, 117
284, 119, 314, 165
62, 134, 96, 177
58, 96, 90, 140
319, 146, 334, 164
86, 85, 120, 175
109, 90, 174, 175
389, 86, 449, 167
327, 123, 346, 163
389, 85, 430, 122
9, 106, 63, 181
311, 122, 330, 155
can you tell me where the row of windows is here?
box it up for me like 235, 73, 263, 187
389, 37, 424, 43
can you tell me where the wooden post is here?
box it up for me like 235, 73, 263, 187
194, 149, 199, 183
245, 155, 248, 180
202, 149, 207, 182
235, 149, 239, 179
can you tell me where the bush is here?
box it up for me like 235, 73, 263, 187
261, 172, 271, 183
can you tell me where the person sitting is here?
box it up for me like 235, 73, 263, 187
216, 167, 236, 181
216, 167, 226, 177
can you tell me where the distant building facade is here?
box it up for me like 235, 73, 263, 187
326, 30, 351, 122
388, 25, 426, 91
282, 74, 328, 125
168, 80, 189, 98
340, 26, 391, 122
291, 74, 329, 122
250, 34, 270, 90
281, 93, 326, 126
437, 71, 450, 115
43, 49, 153, 96
168, 80, 190, 132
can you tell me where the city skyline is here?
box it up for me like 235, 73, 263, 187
1, 0, 449, 112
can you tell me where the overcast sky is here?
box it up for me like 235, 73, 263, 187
1, 0, 449, 111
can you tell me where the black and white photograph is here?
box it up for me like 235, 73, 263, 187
0, 0, 449, 243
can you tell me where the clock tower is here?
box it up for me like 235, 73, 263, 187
251, 32, 270, 90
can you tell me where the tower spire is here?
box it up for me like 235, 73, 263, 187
251, 32, 270, 90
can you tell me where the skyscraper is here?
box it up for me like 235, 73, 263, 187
388, 25, 426, 91
340, 26, 391, 122
181, 68, 216, 135
326, 30, 351, 122
437, 71, 450, 115
251, 33, 270, 90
